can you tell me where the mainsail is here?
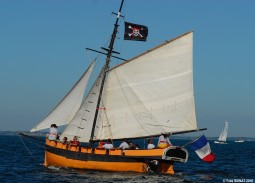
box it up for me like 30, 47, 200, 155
30, 61, 95, 132
94, 32, 197, 140
31, 32, 198, 143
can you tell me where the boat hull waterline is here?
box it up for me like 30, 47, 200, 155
44, 139, 188, 174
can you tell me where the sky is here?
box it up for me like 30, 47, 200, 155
0, 0, 254, 138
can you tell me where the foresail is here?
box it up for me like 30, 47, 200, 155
60, 70, 104, 142
95, 32, 198, 140
30, 61, 95, 132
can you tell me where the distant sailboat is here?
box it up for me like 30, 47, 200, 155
214, 121, 228, 144
234, 139, 244, 143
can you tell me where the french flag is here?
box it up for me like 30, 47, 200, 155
190, 135, 216, 163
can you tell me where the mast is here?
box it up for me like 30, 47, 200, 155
90, 0, 125, 141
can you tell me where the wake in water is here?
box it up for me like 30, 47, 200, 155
47, 166, 61, 171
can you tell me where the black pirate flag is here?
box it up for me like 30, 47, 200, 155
124, 22, 148, 41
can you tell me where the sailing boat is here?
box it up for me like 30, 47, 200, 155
234, 139, 244, 143
27, 0, 206, 174
214, 121, 228, 144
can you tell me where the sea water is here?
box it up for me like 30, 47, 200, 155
0, 135, 254, 183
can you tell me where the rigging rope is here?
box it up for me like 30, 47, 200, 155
18, 132, 46, 163
18, 133, 36, 160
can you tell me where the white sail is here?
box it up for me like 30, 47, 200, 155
218, 121, 228, 142
95, 32, 197, 140
30, 61, 95, 132
60, 70, 104, 142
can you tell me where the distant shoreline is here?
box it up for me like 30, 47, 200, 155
0, 131, 47, 137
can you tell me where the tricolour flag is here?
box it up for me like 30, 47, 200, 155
124, 22, 148, 41
190, 135, 216, 163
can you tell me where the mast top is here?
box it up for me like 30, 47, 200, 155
104, 0, 124, 69
89, 0, 125, 141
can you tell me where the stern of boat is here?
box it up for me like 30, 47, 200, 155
162, 146, 188, 163
147, 146, 188, 174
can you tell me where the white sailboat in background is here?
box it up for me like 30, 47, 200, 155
214, 120, 228, 144
234, 139, 244, 143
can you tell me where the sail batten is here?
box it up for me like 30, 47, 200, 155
30, 61, 95, 132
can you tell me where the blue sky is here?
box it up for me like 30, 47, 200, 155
0, 0, 254, 137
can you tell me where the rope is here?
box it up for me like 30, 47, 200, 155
18, 132, 47, 164
21, 135, 46, 149
19, 134, 36, 160
19, 132, 45, 142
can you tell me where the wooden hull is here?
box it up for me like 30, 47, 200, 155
44, 139, 189, 174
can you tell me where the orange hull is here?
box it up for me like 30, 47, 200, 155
44, 139, 188, 174
44, 151, 149, 173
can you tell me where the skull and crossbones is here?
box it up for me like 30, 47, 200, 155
128, 25, 143, 38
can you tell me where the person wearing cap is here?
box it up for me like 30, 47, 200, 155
48, 124, 59, 141
157, 132, 172, 148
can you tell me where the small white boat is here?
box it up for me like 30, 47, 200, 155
234, 139, 244, 143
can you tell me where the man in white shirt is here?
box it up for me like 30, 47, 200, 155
118, 138, 129, 155
48, 124, 58, 141
147, 138, 155, 149
118, 139, 130, 150
103, 139, 114, 149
